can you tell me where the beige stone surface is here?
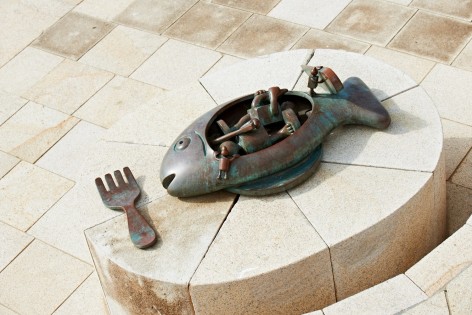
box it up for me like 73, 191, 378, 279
411, 0, 472, 20
385, 0, 412, 4
326, 0, 415, 46
80, 25, 168, 76
269, 0, 351, 29
53, 273, 108, 315
105, 82, 217, 146
0, 221, 33, 271
164, 2, 250, 49
0, 102, 79, 163
406, 224, 472, 295
388, 12, 472, 63
289, 163, 439, 298
323, 275, 427, 315
211, 0, 280, 14
445, 264, 472, 314
0, 151, 19, 179
0, 0, 64, 67
0, 161, 74, 231
200, 49, 312, 104
365, 46, 435, 84
447, 182, 472, 236
29, 139, 169, 263
36, 121, 106, 181
401, 291, 449, 315
218, 14, 308, 59
297, 49, 417, 101
451, 150, 472, 190
74, 76, 165, 128
292, 29, 370, 53
204, 54, 244, 77
87, 192, 235, 314
25, 60, 114, 114
322, 87, 443, 172
453, 40, 472, 72
304, 311, 324, 315
190, 193, 335, 314
0, 91, 27, 126
421, 64, 472, 126
442, 119, 472, 179
0, 304, 16, 315
0, 240, 92, 315
131, 39, 221, 90
33, 12, 115, 60
0, 47, 63, 96
74, 0, 135, 21
114, 0, 197, 34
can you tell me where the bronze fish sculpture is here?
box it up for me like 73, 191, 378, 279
160, 66, 391, 197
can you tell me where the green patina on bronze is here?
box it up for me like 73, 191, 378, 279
160, 67, 391, 197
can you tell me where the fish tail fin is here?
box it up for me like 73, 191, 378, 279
338, 77, 391, 129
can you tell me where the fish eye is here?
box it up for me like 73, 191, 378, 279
175, 137, 191, 151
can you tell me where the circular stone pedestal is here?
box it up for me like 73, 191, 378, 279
86, 49, 445, 315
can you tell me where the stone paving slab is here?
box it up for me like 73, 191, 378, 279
289, 163, 438, 299
53, 272, 108, 315
33, 12, 115, 60
406, 224, 472, 296
0, 151, 19, 179
326, 0, 416, 46
388, 11, 472, 63
164, 2, 250, 50
401, 290, 449, 315
323, 274, 427, 315
365, 46, 435, 84
0, 47, 63, 96
131, 39, 221, 90
25, 59, 114, 114
36, 121, 106, 181
0, 240, 92, 315
104, 81, 217, 147
75, 76, 165, 129
421, 64, 472, 127
445, 264, 472, 314
0, 0, 66, 67
80, 25, 168, 77
0, 102, 79, 163
190, 193, 335, 314
0, 91, 27, 125
292, 29, 370, 53
268, 0, 351, 30
0, 222, 33, 272
0, 161, 74, 231
321, 87, 442, 172
73, 0, 135, 21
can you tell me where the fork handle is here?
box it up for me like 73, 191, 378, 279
123, 204, 157, 249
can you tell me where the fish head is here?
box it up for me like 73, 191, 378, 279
160, 130, 216, 197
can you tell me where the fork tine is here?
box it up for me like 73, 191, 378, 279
95, 177, 108, 196
105, 173, 117, 190
123, 167, 138, 187
114, 170, 126, 186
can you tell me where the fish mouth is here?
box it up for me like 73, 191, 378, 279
161, 173, 175, 189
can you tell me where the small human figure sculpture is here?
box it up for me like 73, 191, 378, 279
214, 143, 240, 180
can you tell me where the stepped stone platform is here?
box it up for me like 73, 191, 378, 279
85, 49, 446, 314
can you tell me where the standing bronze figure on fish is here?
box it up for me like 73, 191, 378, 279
160, 66, 391, 197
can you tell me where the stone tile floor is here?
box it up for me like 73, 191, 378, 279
0, 0, 470, 314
